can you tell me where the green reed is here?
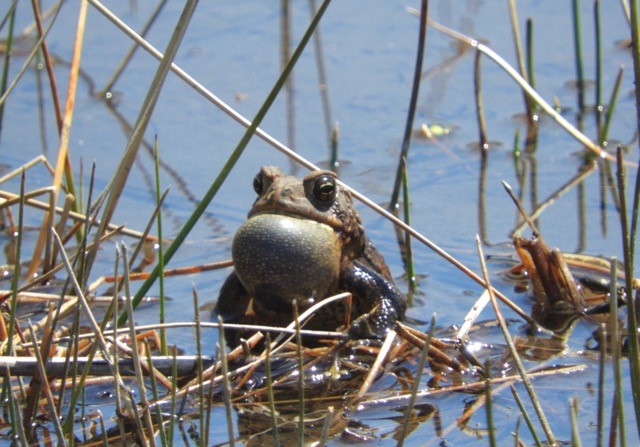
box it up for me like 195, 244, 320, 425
397, 315, 435, 446
572, 0, 585, 113
615, 146, 640, 440
599, 67, 623, 145
594, 0, 603, 134
122, 0, 334, 324
264, 334, 281, 447
608, 256, 625, 445
217, 316, 236, 447
596, 321, 606, 447
0, 2, 15, 138
402, 157, 417, 298
389, 0, 428, 211
154, 137, 168, 355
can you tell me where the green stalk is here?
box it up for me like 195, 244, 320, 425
607, 257, 625, 445
525, 18, 535, 89
599, 67, 623, 145
8, 380, 27, 446
154, 137, 167, 355
572, 0, 585, 112
264, 334, 281, 447
293, 302, 305, 447
217, 317, 235, 447
525, 17, 536, 118
329, 123, 339, 173
193, 288, 205, 444
484, 360, 496, 447
397, 315, 435, 446
594, 0, 603, 135
507, 0, 534, 122
401, 157, 417, 300
281, 0, 295, 152
615, 148, 640, 439
0, 2, 15, 139
629, 0, 640, 144
120, 0, 333, 325
474, 50, 488, 151
146, 348, 167, 447
570, 397, 583, 447
596, 323, 606, 447
510, 385, 543, 447
168, 349, 178, 444
389, 0, 429, 211
309, 0, 334, 152
0, 1, 17, 32
5, 169, 24, 356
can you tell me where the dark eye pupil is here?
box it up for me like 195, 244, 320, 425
313, 175, 336, 202
253, 175, 263, 194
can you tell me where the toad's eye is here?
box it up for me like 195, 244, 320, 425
313, 175, 336, 203
253, 174, 264, 195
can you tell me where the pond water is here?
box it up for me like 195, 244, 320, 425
2, 0, 639, 445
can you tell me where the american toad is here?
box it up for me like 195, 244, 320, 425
215, 166, 406, 342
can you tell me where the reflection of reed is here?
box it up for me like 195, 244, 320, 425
510, 162, 596, 237
309, 0, 334, 153
475, 49, 490, 245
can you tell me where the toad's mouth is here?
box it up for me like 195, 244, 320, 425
248, 204, 343, 230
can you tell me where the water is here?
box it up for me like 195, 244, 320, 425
1, 0, 638, 445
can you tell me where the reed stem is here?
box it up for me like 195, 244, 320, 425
389, 0, 428, 211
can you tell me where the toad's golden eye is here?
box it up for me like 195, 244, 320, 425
253, 173, 264, 195
313, 175, 336, 203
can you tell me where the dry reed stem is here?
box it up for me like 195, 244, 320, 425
511, 163, 597, 236
49, 228, 117, 369
353, 329, 397, 401
456, 289, 491, 340
0, 156, 54, 185
30, 0, 63, 131
0, 189, 151, 239
25, 321, 64, 443
476, 236, 557, 445
101, 259, 234, 284
0, 224, 123, 308
0, 1, 62, 108
414, 10, 636, 167
182, 332, 263, 389
99, 0, 168, 96
19, 322, 340, 351
121, 250, 158, 447
360, 363, 586, 409
28, 0, 87, 279
0, 185, 56, 211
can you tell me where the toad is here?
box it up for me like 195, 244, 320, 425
214, 166, 406, 342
